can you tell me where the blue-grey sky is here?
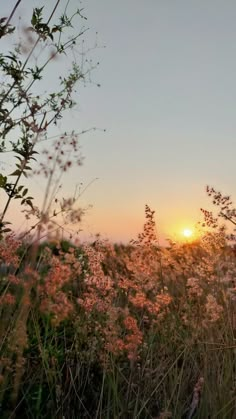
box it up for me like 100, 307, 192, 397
2, 1, 236, 242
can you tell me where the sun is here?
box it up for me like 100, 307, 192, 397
182, 228, 193, 239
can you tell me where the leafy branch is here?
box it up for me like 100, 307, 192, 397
0, 1, 98, 237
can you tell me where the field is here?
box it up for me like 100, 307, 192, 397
1, 206, 236, 418
1, 4, 236, 418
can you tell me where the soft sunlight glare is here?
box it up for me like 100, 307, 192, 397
182, 228, 193, 238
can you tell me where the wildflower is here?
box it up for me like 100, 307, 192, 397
205, 295, 223, 323
0, 292, 16, 305
129, 292, 147, 309
187, 277, 203, 298
0, 235, 20, 268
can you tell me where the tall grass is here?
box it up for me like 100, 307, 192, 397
1, 208, 236, 418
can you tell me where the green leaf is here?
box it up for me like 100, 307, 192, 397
9, 169, 21, 176
31, 13, 37, 26
36, 7, 44, 16
5, 54, 18, 63
26, 199, 34, 209
0, 174, 7, 188
22, 188, 28, 196
31, 7, 44, 26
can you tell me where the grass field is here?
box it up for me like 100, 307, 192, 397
1, 207, 236, 418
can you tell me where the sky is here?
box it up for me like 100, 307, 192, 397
1, 0, 236, 243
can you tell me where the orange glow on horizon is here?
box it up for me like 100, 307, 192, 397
163, 218, 203, 244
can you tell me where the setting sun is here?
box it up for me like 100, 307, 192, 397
182, 228, 193, 238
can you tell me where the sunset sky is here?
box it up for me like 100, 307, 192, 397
2, 0, 236, 243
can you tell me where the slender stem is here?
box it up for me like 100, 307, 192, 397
5, 0, 22, 27
47, 0, 61, 24
41, 150, 59, 215
219, 211, 236, 226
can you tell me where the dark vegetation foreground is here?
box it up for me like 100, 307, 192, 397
1, 214, 236, 418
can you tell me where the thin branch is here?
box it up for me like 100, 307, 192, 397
219, 211, 236, 227
47, 0, 61, 24
5, 0, 22, 27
